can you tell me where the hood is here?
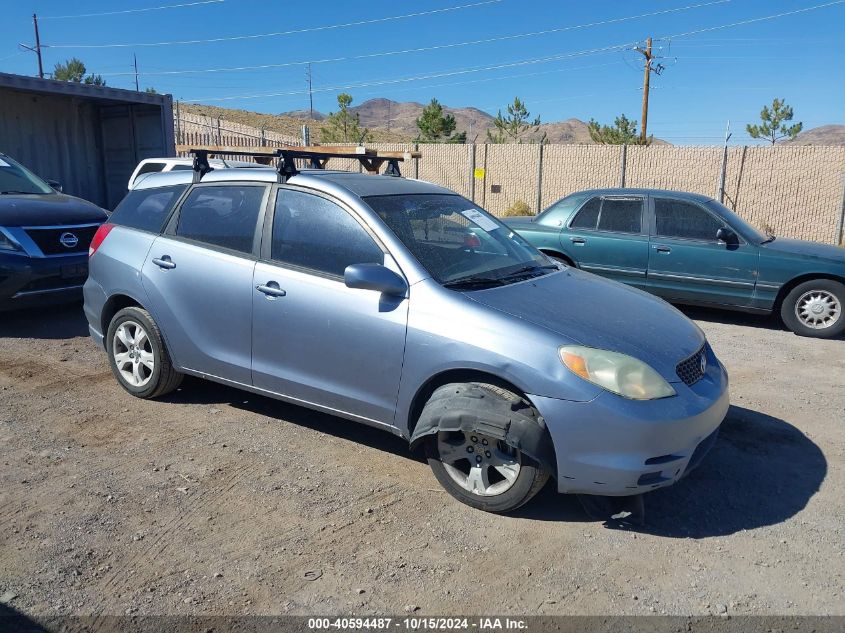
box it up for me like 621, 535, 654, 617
761, 237, 845, 263
0, 192, 108, 227
466, 268, 705, 382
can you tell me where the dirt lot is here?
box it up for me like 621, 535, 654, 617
0, 302, 843, 619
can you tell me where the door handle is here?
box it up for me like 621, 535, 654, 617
256, 281, 286, 298
654, 245, 671, 254
152, 256, 176, 270
570, 237, 586, 245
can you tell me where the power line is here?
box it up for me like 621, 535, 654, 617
47, 0, 503, 49
39, 0, 224, 20
94, 0, 731, 77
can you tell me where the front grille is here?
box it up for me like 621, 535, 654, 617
25, 225, 99, 255
676, 345, 707, 386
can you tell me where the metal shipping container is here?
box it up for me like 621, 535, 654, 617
0, 71, 175, 210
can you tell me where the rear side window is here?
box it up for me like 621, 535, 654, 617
136, 162, 166, 177
570, 197, 601, 229
110, 185, 187, 233
598, 198, 642, 233
271, 189, 383, 276
655, 198, 723, 240
175, 185, 266, 254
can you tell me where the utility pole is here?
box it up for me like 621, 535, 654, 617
306, 63, 314, 119
634, 37, 666, 144
19, 14, 45, 78
134, 54, 140, 92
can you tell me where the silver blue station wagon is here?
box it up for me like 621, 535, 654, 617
83, 149, 729, 516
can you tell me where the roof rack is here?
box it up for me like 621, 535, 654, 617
180, 145, 421, 183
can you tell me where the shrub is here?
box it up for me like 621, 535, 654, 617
502, 199, 532, 217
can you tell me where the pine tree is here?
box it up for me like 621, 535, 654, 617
320, 93, 372, 143
416, 98, 465, 143
53, 58, 106, 86
587, 114, 650, 145
746, 98, 803, 144
487, 97, 544, 144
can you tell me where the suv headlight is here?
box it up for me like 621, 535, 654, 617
560, 345, 675, 400
0, 229, 22, 252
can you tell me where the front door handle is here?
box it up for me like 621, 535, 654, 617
654, 245, 671, 254
152, 256, 176, 270
570, 237, 586, 245
256, 281, 286, 298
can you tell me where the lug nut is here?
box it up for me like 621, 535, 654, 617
485, 451, 491, 458
470, 435, 478, 443
482, 438, 488, 446
466, 446, 474, 453
476, 455, 482, 463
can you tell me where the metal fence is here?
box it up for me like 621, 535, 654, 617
175, 114, 845, 245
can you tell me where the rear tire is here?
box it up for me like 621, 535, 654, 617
106, 306, 183, 399
780, 279, 845, 338
422, 383, 549, 513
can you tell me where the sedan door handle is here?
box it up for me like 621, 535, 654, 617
570, 237, 586, 245
152, 256, 176, 270
654, 245, 671, 253
256, 281, 286, 298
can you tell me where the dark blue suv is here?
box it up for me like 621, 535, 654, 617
0, 153, 108, 311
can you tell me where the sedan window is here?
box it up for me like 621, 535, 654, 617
175, 185, 265, 254
570, 197, 601, 229
655, 198, 723, 241
597, 198, 642, 233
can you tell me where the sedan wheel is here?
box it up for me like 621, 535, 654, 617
781, 279, 845, 338
794, 290, 841, 330
112, 320, 155, 388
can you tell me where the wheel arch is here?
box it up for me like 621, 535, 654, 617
405, 368, 558, 477
773, 272, 845, 311
100, 293, 145, 338
538, 249, 576, 267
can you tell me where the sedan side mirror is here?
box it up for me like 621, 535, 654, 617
47, 179, 63, 193
716, 227, 737, 244
344, 263, 407, 297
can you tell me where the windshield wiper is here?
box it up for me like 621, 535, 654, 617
442, 275, 505, 290
498, 264, 559, 281
0, 190, 38, 195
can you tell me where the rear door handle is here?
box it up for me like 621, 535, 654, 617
152, 256, 176, 270
570, 237, 586, 245
256, 281, 286, 298
654, 245, 671, 253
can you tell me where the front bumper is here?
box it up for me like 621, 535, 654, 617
0, 251, 88, 311
530, 347, 729, 496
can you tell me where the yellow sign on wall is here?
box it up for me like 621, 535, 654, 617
473, 168, 486, 179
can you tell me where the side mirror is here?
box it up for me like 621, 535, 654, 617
47, 179, 63, 193
716, 227, 737, 244
344, 263, 407, 297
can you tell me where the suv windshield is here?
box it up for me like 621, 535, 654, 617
365, 193, 554, 289
0, 154, 54, 195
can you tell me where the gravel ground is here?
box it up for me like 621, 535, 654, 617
0, 302, 842, 618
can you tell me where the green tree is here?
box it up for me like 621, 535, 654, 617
587, 114, 650, 145
144, 87, 158, 94
487, 97, 545, 144
320, 93, 372, 143
416, 98, 466, 143
746, 98, 803, 144
53, 57, 106, 86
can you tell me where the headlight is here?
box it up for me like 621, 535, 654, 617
0, 229, 22, 252
560, 345, 675, 400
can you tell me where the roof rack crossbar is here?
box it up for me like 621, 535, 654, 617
186, 146, 418, 182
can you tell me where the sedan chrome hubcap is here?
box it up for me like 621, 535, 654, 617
113, 320, 154, 387
795, 290, 841, 329
437, 431, 521, 497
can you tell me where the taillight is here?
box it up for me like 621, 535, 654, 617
464, 233, 482, 249
88, 223, 115, 257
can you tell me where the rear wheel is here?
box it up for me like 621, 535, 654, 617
423, 383, 549, 513
106, 307, 183, 398
780, 279, 845, 338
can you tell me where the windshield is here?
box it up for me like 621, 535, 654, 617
0, 155, 54, 195
705, 199, 769, 243
365, 193, 555, 289
535, 192, 590, 227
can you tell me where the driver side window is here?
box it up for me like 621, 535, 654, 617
654, 198, 724, 241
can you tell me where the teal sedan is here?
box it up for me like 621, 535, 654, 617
505, 188, 845, 338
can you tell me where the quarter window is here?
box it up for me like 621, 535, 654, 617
175, 185, 265, 254
271, 190, 383, 276
655, 198, 723, 241
110, 184, 187, 233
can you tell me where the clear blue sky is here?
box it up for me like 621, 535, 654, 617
1, 0, 843, 144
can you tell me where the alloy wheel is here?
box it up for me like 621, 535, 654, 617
112, 320, 155, 387
795, 290, 841, 330
437, 431, 522, 497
